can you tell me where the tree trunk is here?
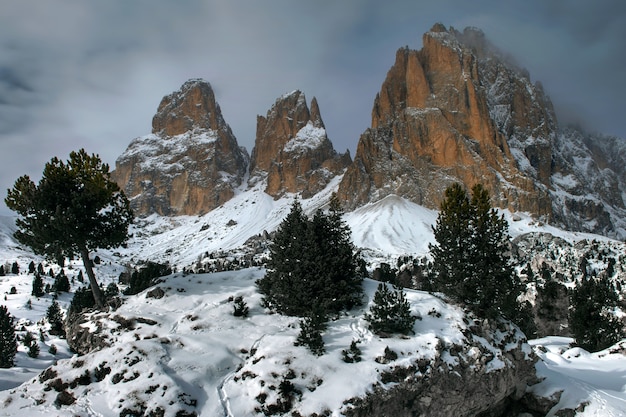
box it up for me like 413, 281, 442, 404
80, 247, 105, 309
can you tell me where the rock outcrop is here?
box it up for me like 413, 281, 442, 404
338, 24, 553, 217
112, 79, 248, 216
249, 90, 351, 198
337, 24, 626, 239
344, 320, 538, 416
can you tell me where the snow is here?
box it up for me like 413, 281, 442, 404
1, 185, 626, 415
283, 121, 327, 153
529, 337, 626, 416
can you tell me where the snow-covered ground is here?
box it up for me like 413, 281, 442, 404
0, 185, 625, 415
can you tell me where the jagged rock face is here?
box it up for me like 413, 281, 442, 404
249, 90, 351, 198
112, 79, 248, 216
339, 24, 626, 239
339, 24, 554, 217
550, 128, 626, 238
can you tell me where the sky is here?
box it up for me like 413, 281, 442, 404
1, 0, 625, 215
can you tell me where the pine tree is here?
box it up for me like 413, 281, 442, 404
257, 196, 362, 317
31, 273, 44, 297
0, 305, 17, 368
294, 309, 327, 356
570, 275, 624, 352
28, 261, 35, 274
365, 283, 416, 336
342, 340, 362, 363
429, 183, 472, 301
309, 193, 361, 313
0, 265, 4, 276
5, 149, 133, 309
11, 262, 19, 275
47, 300, 65, 336
53, 273, 70, 293
430, 183, 521, 320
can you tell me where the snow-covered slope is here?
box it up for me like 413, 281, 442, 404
1, 183, 626, 415
0, 270, 532, 416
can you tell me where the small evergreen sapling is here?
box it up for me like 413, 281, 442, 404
365, 283, 416, 336
295, 310, 327, 356
342, 340, 362, 363
233, 296, 249, 318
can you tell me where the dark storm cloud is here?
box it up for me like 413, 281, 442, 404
0, 0, 624, 215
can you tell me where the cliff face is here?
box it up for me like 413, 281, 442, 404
112, 79, 248, 216
337, 24, 626, 238
249, 90, 351, 198
338, 24, 554, 217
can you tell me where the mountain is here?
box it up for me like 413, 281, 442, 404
249, 90, 351, 198
111, 25, 625, 239
337, 24, 626, 239
111, 79, 249, 216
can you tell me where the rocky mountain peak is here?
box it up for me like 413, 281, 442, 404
340, 24, 553, 216
151, 78, 228, 136
250, 91, 350, 198
338, 24, 626, 239
112, 79, 248, 216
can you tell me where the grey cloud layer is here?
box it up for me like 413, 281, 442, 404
0, 0, 624, 214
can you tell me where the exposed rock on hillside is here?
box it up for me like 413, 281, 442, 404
338, 24, 626, 239
249, 90, 351, 198
343, 319, 537, 417
112, 79, 248, 216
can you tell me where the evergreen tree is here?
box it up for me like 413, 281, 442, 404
69, 286, 96, 316
430, 183, 521, 320
232, 296, 249, 318
37, 263, 44, 275
570, 275, 624, 352
257, 196, 362, 317
47, 300, 65, 336
5, 149, 134, 309
31, 274, 44, 297
23, 332, 39, 358
11, 262, 19, 275
53, 273, 70, 293
309, 194, 361, 313
342, 340, 362, 363
365, 283, 416, 335
0, 265, 4, 276
105, 282, 119, 298
429, 183, 473, 301
28, 261, 35, 274
0, 305, 17, 368
294, 309, 327, 356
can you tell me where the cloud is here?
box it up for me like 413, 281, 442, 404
0, 0, 624, 215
